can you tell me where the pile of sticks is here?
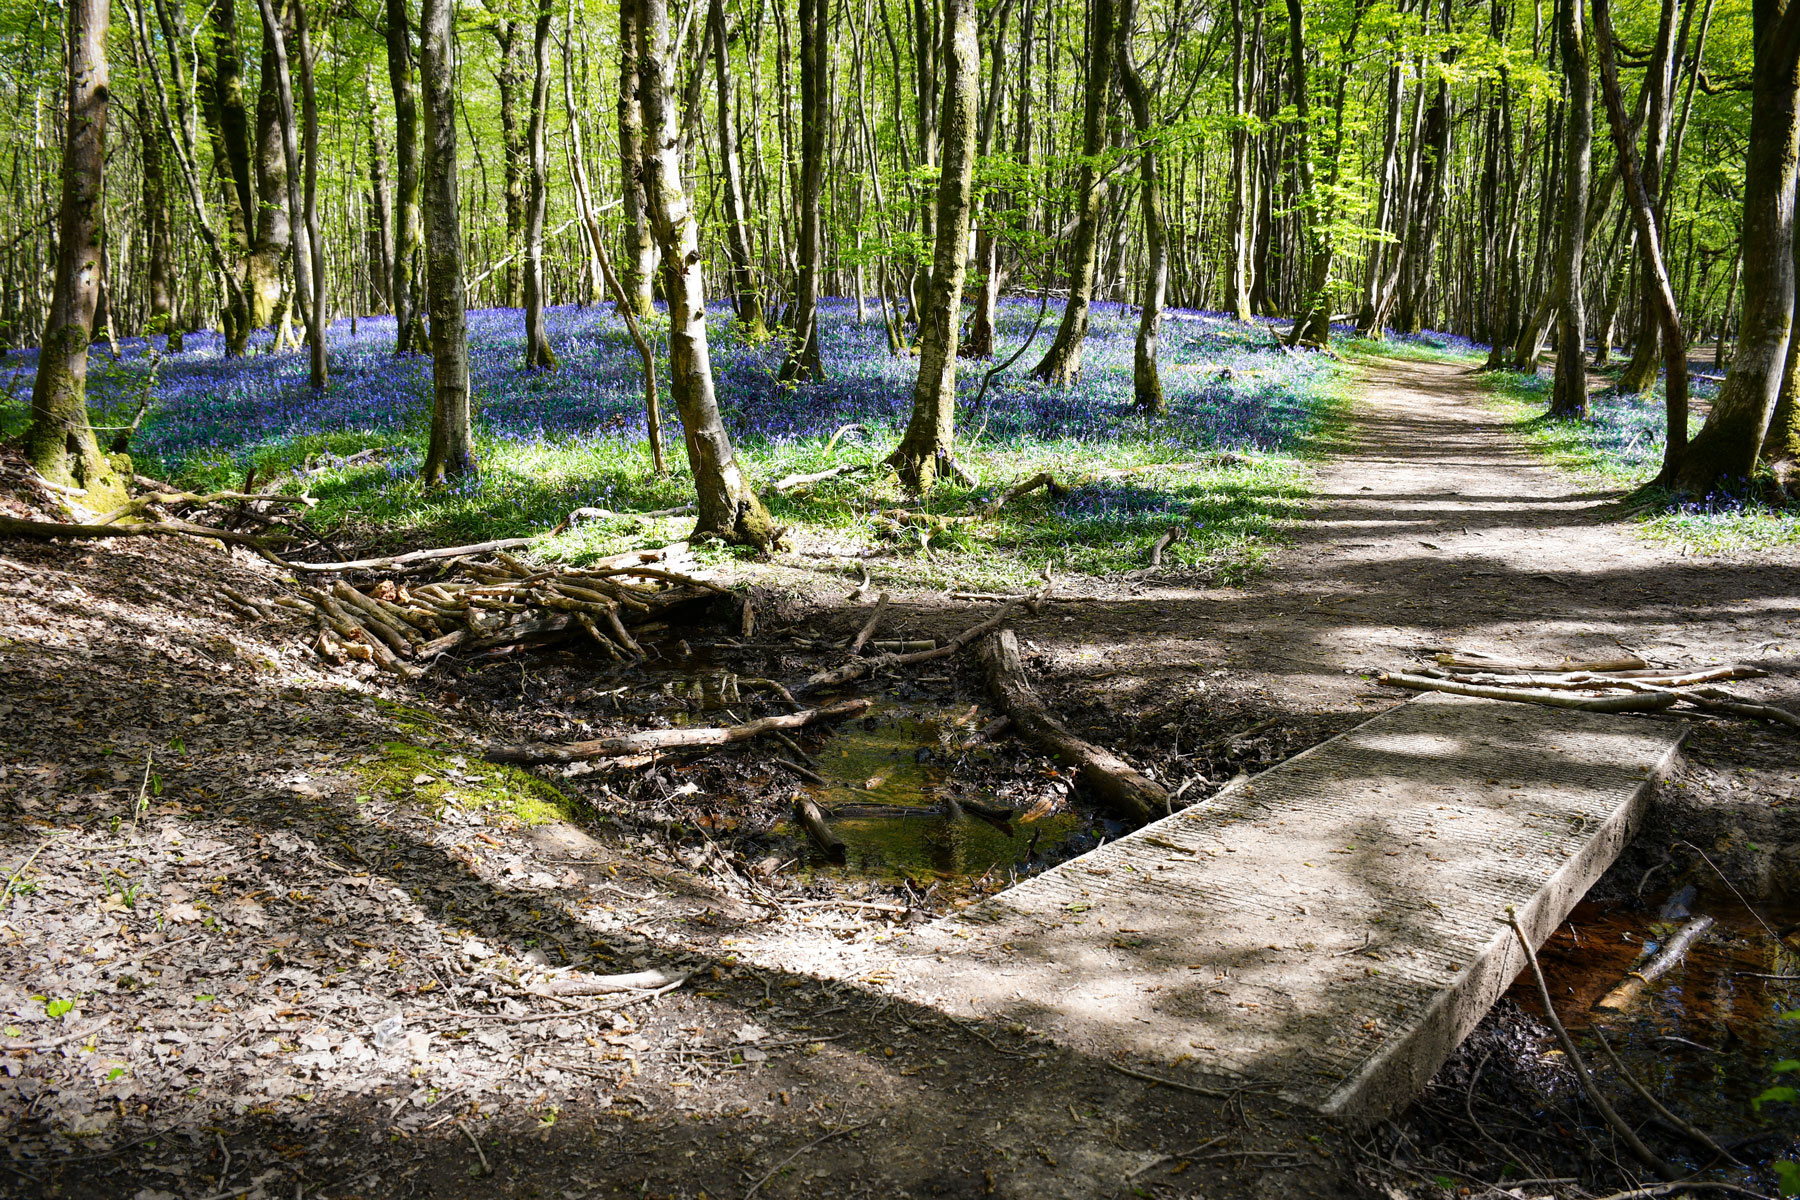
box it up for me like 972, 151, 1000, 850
279, 545, 725, 677
1380, 651, 1798, 729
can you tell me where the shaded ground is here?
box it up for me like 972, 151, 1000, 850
2, 355, 1797, 1199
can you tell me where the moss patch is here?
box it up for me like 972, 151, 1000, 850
360, 740, 580, 827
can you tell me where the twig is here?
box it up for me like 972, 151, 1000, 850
457, 1121, 491, 1176
1378, 672, 1678, 713
743, 1121, 871, 1200
1505, 906, 1677, 1180
1106, 1061, 1237, 1099
1590, 1025, 1737, 1164
850, 592, 891, 656
1679, 841, 1778, 939
1126, 1135, 1227, 1178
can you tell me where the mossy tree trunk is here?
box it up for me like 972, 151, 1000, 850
386, 0, 428, 354
26, 0, 127, 512
418, 0, 475, 484
886, 0, 979, 490
780, 0, 829, 383
636, 0, 774, 547
709, 0, 765, 339
617, 0, 657, 319
1117, 0, 1165, 411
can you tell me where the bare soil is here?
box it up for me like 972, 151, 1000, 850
1, 356, 1796, 1200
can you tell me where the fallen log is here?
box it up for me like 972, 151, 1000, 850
0, 513, 290, 565
1378, 672, 1679, 713
978, 628, 1163, 826
286, 536, 541, 573
1593, 916, 1715, 1011
92, 488, 317, 526
795, 796, 848, 862
486, 699, 872, 764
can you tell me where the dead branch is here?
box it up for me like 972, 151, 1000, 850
1145, 524, 1185, 568
984, 471, 1069, 516
0, 513, 291, 566
850, 592, 891, 656
1589, 1025, 1739, 1164
92, 489, 317, 526
1378, 672, 1679, 713
286, 536, 543, 573
1434, 651, 1648, 674
485, 699, 873, 764
1593, 916, 1715, 1011
534, 967, 686, 997
794, 796, 847, 862
1506, 907, 1678, 1181
772, 463, 870, 493
803, 601, 1026, 692
979, 628, 1164, 826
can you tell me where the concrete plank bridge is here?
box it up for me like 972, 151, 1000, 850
882, 693, 1687, 1123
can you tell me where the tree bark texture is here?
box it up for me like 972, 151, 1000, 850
1032, 0, 1116, 385
709, 0, 765, 338
1549, 0, 1592, 421
780, 0, 829, 382
418, 0, 476, 483
25, 0, 127, 510
1672, 0, 1800, 491
386, 0, 429, 353
636, 0, 774, 547
617, 0, 657, 318
1117, 0, 1166, 410
886, 0, 979, 490
523, 0, 557, 369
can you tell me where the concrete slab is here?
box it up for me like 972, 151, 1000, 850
886, 693, 1686, 1124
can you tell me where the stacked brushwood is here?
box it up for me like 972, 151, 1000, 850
1380, 651, 1798, 730
278, 545, 726, 677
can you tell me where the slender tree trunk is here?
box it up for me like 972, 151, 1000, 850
1595, 0, 1688, 481
491, 14, 525, 308
1117, 0, 1164, 410
255, 0, 324, 385
780, 0, 829, 382
1615, 0, 1681, 394
886, 0, 979, 489
295, 0, 324, 382
418, 0, 474, 483
25, 0, 127, 510
248, 0, 294, 331
963, 0, 1012, 359
1671, 1, 1800, 491
1357, 37, 1404, 334
523, 0, 556, 369
365, 78, 395, 309
636, 0, 773, 546
617, 0, 656, 318
136, 89, 174, 334
1549, 0, 1592, 420
1228, 0, 1254, 322
1032, 0, 1116, 384
710, 0, 765, 338
1767, 218, 1800, 466
386, 0, 428, 353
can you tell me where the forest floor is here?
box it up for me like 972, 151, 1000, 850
2, 353, 1799, 1200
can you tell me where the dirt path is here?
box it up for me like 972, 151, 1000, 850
3, 357, 1796, 1200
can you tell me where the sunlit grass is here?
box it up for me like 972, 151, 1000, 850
1, 300, 1352, 586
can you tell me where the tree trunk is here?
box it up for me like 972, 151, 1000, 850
418, 0, 475, 483
780, 0, 829, 382
247, 0, 294, 331
1615, 0, 1681, 395
635, 0, 774, 547
491, 14, 525, 309
365, 77, 395, 309
1594, 0, 1688, 481
709, 0, 765, 338
886, 0, 979, 490
963, 0, 1013, 359
1032, 0, 1116, 385
25, 0, 127, 511
1356, 37, 1404, 335
523, 0, 556, 369
617, 0, 656, 318
1227, 0, 1253, 322
386, 0, 428, 353
136, 88, 174, 335
1671, 0, 1800, 492
295, 0, 324, 382
1117, 0, 1165, 410
1549, 0, 1592, 421
254, 0, 324, 385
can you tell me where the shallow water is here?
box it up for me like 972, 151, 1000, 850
1513, 892, 1800, 1162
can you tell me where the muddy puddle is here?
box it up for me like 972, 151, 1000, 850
1512, 890, 1800, 1161
782, 709, 1086, 888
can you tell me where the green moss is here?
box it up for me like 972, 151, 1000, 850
360, 740, 581, 827
372, 697, 453, 741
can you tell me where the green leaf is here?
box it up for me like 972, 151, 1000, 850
1753, 1085, 1798, 1112
107, 1067, 127, 1081
170, 738, 186, 756
1781, 1010, 1800, 1021
1773, 1060, 1800, 1074
1775, 1161, 1800, 1198
45, 998, 73, 1018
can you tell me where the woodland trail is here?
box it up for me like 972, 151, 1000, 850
1190, 355, 1799, 717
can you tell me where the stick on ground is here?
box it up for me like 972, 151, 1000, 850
485, 699, 873, 764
